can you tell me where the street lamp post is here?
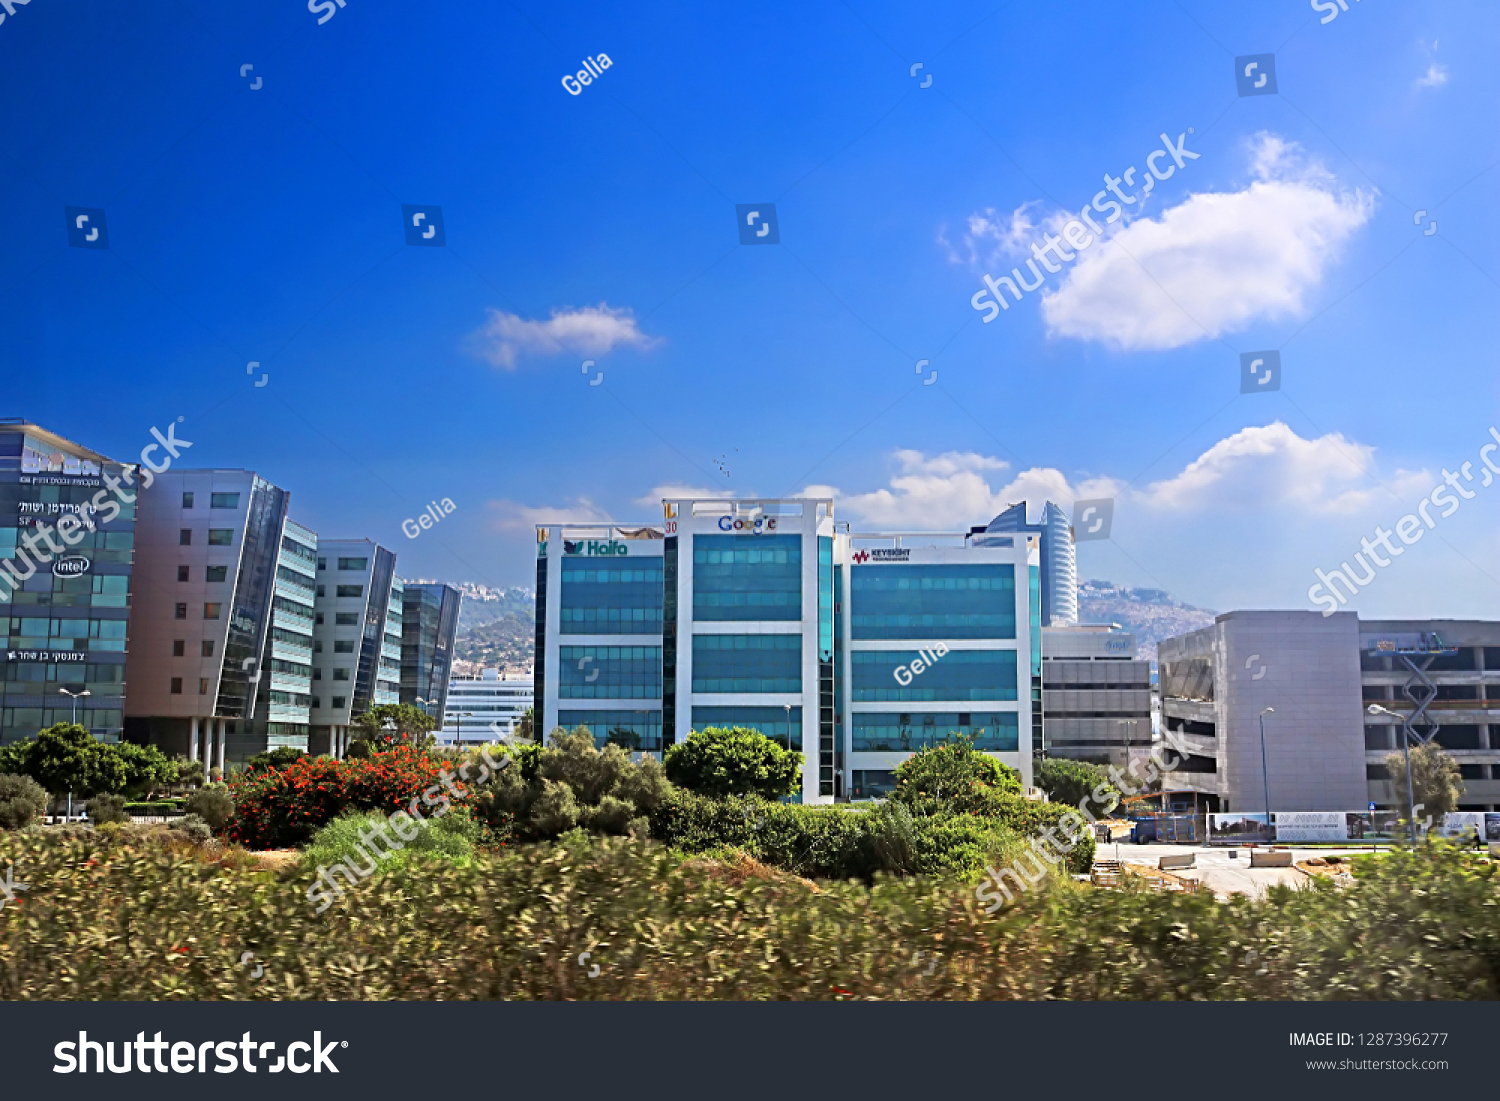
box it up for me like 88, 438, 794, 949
59, 687, 90, 725
456, 711, 474, 747
783, 703, 793, 753
1369, 703, 1418, 844
1259, 708, 1274, 836
1117, 719, 1138, 775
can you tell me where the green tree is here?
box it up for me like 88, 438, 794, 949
16, 724, 127, 799
184, 785, 235, 832
1385, 742, 1464, 827
246, 746, 306, 773
115, 741, 176, 799
1034, 757, 1119, 811
663, 726, 801, 800
0, 773, 49, 829
350, 703, 438, 753
889, 737, 1022, 811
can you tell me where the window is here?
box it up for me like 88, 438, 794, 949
177, 565, 189, 582
338, 557, 368, 570
317, 557, 327, 570
333, 669, 350, 681
690, 635, 800, 693
559, 710, 665, 753
691, 706, 798, 752
334, 640, 354, 653
199, 678, 209, 695
170, 677, 183, 694
316, 585, 326, 598
852, 712, 1019, 752
174, 603, 187, 620
206, 565, 227, 583
172, 640, 185, 657
201, 639, 214, 657
204, 603, 222, 620
558, 645, 663, 699
315, 613, 325, 625
692, 535, 801, 621
852, 650, 1018, 702
331, 696, 346, 709
335, 612, 359, 626
179, 529, 192, 546
181, 492, 194, 509
210, 493, 240, 509
336, 585, 364, 598
559, 557, 665, 635
313, 641, 323, 653
207, 529, 233, 546
850, 564, 1017, 640
311, 697, 321, 709
313, 669, 322, 680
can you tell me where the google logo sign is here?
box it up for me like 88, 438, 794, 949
718, 516, 778, 533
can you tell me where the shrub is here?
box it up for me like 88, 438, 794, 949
664, 726, 802, 800
0, 773, 48, 830
176, 813, 213, 844
1034, 758, 1119, 810
184, 786, 235, 833
224, 747, 456, 849
86, 793, 130, 826
301, 807, 480, 876
246, 746, 306, 774
890, 738, 1022, 808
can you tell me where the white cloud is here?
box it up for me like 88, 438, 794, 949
485, 496, 614, 532
1136, 422, 1430, 514
467, 303, 656, 368
938, 203, 1043, 270
1415, 63, 1449, 88
634, 483, 729, 507
1039, 133, 1375, 351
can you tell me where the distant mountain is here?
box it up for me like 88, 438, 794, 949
1076, 579, 1217, 661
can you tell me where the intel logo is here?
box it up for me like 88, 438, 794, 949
52, 556, 91, 578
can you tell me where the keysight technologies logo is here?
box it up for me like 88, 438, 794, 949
54, 1032, 344, 1074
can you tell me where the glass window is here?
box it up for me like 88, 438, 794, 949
174, 603, 187, 619
333, 668, 350, 681
210, 493, 240, 509
558, 710, 664, 752
335, 612, 359, 626
179, 529, 192, 546
172, 640, 184, 656
315, 613, 325, 625
336, 585, 363, 598
201, 640, 214, 657
557, 645, 662, 699
851, 711, 1019, 752
181, 492, 194, 509
691, 705, 800, 752
559, 557, 664, 635
316, 585, 325, 598
199, 678, 209, 695
317, 557, 326, 570
204, 603, 221, 620
177, 565, 189, 582
206, 565, 227, 582
692, 535, 801, 621
851, 649, 1017, 701
338, 557, 368, 571
313, 669, 321, 680
691, 634, 800, 693
334, 640, 354, 653
207, 529, 233, 546
313, 640, 323, 653
850, 770, 899, 800
170, 677, 182, 694
850, 564, 1016, 639
332, 696, 345, 708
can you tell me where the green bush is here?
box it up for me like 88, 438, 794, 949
1034, 758, 1119, 810
302, 807, 480, 876
246, 746, 306, 774
86, 793, 130, 826
184, 785, 235, 833
0, 773, 48, 829
890, 738, 1022, 808
176, 813, 213, 844
663, 726, 802, 800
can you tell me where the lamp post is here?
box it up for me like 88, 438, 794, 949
455, 711, 474, 747
1116, 719, 1138, 775
1369, 703, 1418, 844
1258, 707, 1274, 838
59, 687, 90, 725
783, 703, 793, 753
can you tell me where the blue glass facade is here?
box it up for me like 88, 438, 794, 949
851, 711, 1019, 752
559, 557, 663, 634
692, 705, 801, 752
558, 645, 662, 699
850, 564, 1015, 639
691, 634, 800, 692
559, 709, 662, 752
692, 535, 800, 621
851, 649, 1017, 701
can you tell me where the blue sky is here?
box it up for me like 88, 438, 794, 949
2, 0, 1496, 618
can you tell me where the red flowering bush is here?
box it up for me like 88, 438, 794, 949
224, 748, 463, 849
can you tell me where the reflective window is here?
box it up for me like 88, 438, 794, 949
851, 649, 1017, 701
559, 709, 663, 752
851, 564, 1015, 639
558, 645, 662, 699
691, 705, 801, 752
692, 535, 801, 621
559, 557, 663, 635
851, 711, 1019, 752
210, 493, 240, 509
207, 529, 233, 546
691, 633, 800, 693
850, 769, 898, 799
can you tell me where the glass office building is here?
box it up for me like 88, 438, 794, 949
0, 421, 137, 747
400, 581, 462, 721
537, 498, 1038, 804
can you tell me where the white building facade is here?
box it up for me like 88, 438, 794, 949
440, 668, 533, 744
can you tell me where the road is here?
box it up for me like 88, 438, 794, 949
1097, 841, 1379, 898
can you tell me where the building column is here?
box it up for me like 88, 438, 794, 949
188, 716, 200, 763
215, 719, 226, 774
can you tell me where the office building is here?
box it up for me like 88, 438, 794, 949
440, 668, 533, 744
982, 500, 1077, 626
123, 470, 290, 769
241, 518, 318, 756
308, 540, 402, 757
1, 420, 137, 746
1040, 624, 1151, 768
1158, 611, 1500, 813
400, 582, 462, 723
536, 497, 1039, 804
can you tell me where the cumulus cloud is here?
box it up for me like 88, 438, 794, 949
803, 426, 1427, 531
485, 497, 614, 532
467, 303, 657, 368
938, 203, 1043, 270
634, 484, 729, 507
1137, 422, 1430, 514
1039, 133, 1375, 351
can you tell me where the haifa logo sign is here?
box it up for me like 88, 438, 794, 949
51, 556, 91, 578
